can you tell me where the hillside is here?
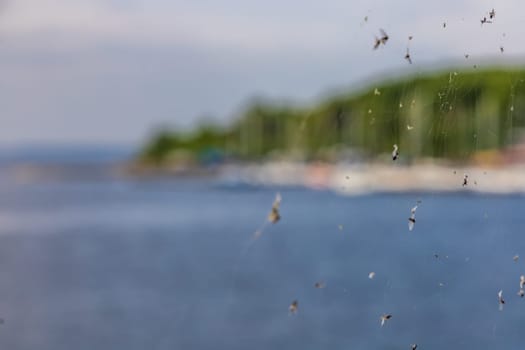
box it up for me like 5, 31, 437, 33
139, 67, 525, 166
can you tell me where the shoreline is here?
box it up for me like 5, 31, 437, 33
3, 160, 525, 195
216, 161, 525, 195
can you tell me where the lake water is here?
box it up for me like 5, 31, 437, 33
0, 177, 523, 349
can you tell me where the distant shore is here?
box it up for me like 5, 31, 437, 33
3, 158, 525, 195
128, 159, 525, 195
214, 161, 525, 195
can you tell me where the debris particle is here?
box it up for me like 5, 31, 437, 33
407, 125, 414, 130
465, 54, 469, 59
379, 29, 389, 44
373, 38, 381, 50
443, 22, 446, 28
399, 102, 403, 108
364, 16, 368, 22
434, 253, 449, 261
411, 344, 418, 350
408, 36, 413, 40
380, 314, 392, 327
520, 275, 525, 289
369, 272, 376, 279
392, 144, 399, 161
513, 255, 519, 262
489, 8, 495, 19
314, 281, 326, 289
500, 46, 504, 53
289, 300, 298, 314
519, 289, 524, 298
374, 88, 381, 95
368, 109, 373, 114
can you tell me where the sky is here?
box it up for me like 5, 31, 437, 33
0, 0, 522, 147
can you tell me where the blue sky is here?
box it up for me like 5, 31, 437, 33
0, 0, 520, 146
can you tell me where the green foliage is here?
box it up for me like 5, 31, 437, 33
141, 68, 525, 164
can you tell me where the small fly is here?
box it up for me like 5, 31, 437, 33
268, 193, 282, 223
373, 29, 389, 49
462, 174, 469, 187
380, 314, 392, 327
405, 48, 412, 64
498, 290, 505, 311
408, 201, 421, 231
392, 144, 399, 161
481, 17, 492, 24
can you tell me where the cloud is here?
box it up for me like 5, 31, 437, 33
0, 0, 524, 145
1, 0, 522, 56
0, 0, 347, 53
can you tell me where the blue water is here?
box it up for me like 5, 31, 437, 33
0, 179, 523, 349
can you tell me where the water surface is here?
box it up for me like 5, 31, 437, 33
0, 178, 523, 349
